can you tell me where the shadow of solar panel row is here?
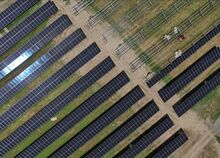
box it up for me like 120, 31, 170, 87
0, 15, 72, 78
0, 0, 40, 30
0, 57, 115, 156
0, 1, 58, 55
17, 71, 130, 157
0, 42, 99, 131
0, 28, 86, 106
115, 115, 174, 158
158, 46, 220, 102
173, 69, 220, 117
146, 129, 188, 158
147, 23, 220, 88
50, 86, 144, 158
83, 101, 159, 158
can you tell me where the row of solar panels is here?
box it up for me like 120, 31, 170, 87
0, 1, 58, 55
0, 0, 40, 30
146, 23, 220, 88
156, 46, 220, 117
159, 46, 220, 102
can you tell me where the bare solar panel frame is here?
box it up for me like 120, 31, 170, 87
82, 101, 159, 158
0, 42, 99, 130
146, 23, 220, 88
173, 69, 220, 117
17, 72, 130, 157
0, 57, 115, 156
49, 86, 144, 158
145, 129, 188, 158
0, 28, 86, 106
0, 1, 58, 55
0, 15, 72, 79
115, 115, 174, 158
0, 0, 40, 30
158, 47, 220, 102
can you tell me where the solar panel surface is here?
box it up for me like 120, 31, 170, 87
83, 101, 159, 158
0, 42, 100, 130
145, 129, 188, 158
0, 15, 72, 79
0, 28, 86, 106
158, 47, 220, 102
115, 115, 174, 158
173, 68, 220, 116
146, 24, 220, 88
0, 1, 58, 55
1, 57, 115, 156
50, 86, 145, 158
0, 0, 40, 30
17, 71, 130, 157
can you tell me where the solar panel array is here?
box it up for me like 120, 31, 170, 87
158, 47, 220, 102
0, 28, 86, 106
17, 71, 130, 157
83, 101, 159, 158
115, 115, 174, 158
0, 42, 99, 130
173, 69, 220, 117
0, 15, 72, 79
0, 0, 40, 30
146, 23, 220, 88
0, 1, 58, 55
1, 57, 115, 156
146, 129, 188, 158
50, 86, 145, 158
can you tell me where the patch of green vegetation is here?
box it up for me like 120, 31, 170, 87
216, 136, 220, 144
192, 87, 220, 122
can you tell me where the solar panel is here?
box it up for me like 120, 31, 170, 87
158, 47, 220, 102
115, 115, 174, 158
0, 28, 86, 106
0, 42, 99, 130
0, 1, 58, 55
1, 57, 115, 156
17, 71, 131, 157
82, 101, 159, 158
146, 24, 220, 88
0, 0, 40, 30
0, 15, 72, 79
145, 129, 188, 158
49, 86, 144, 158
173, 69, 220, 117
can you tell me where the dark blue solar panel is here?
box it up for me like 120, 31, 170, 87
0, 0, 40, 30
158, 47, 220, 102
0, 42, 100, 130
146, 24, 220, 88
0, 15, 72, 79
17, 71, 131, 157
50, 86, 145, 158
116, 115, 174, 158
0, 1, 58, 55
173, 69, 220, 117
83, 101, 159, 158
0, 57, 115, 156
0, 28, 86, 106
145, 129, 188, 158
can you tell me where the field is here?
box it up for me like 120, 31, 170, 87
0, 0, 219, 157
